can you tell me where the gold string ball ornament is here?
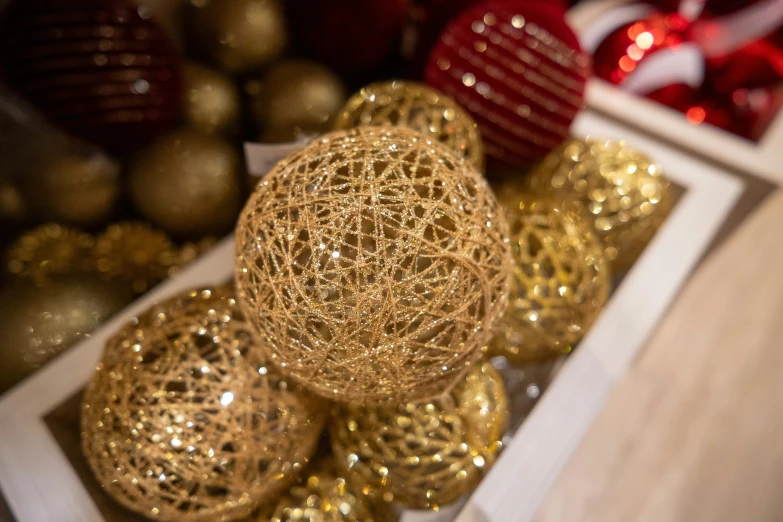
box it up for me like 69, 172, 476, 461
489, 194, 611, 363
256, 460, 397, 522
527, 138, 672, 270
334, 81, 484, 172
82, 286, 327, 522
6, 224, 95, 285
235, 126, 511, 405
330, 361, 509, 509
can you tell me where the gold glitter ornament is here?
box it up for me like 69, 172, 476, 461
489, 195, 610, 363
256, 460, 397, 522
0, 275, 133, 393
81, 286, 327, 522
330, 362, 509, 509
528, 138, 671, 270
6, 223, 95, 285
235, 126, 511, 405
92, 222, 180, 294
334, 81, 484, 171
182, 62, 240, 135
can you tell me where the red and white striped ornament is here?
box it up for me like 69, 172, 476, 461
425, 1, 589, 169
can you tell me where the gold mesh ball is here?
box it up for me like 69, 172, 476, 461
6, 223, 95, 285
256, 460, 397, 522
330, 361, 508, 510
334, 81, 484, 171
527, 138, 671, 270
235, 126, 511, 405
81, 286, 327, 522
489, 195, 611, 363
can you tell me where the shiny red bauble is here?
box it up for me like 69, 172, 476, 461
425, 0, 589, 168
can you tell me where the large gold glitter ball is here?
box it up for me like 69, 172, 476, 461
182, 62, 240, 135
334, 81, 484, 172
256, 460, 397, 522
330, 361, 509, 509
489, 196, 611, 363
0, 275, 133, 393
527, 138, 672, 270
6, 223, 95, 285
81, 286, 327, 522
235, 126, 511, 405
129, 129, 242, 238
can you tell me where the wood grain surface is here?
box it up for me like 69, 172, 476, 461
535, 189, 783, 522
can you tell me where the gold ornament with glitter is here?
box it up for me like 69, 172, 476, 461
528, 138, 671, 270
235, 126, 511, 405
81, 286, 327, 522
6, 223, 95, 285
330, 361, 508, 509
490, 194, 610, 362
334, 81, 484, 171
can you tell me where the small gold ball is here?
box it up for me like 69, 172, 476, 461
334, 81, 484, 171
330, 362, 509, 510
129, 129, 242, 238
6, 223, 95, 286
182, 62, 240, 135
528, 138, 672, 270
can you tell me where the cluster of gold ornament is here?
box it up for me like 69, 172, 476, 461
334, 81, 484, 171
528, 138, 671, 270
6, 223, 95, 285
330, 361, 508, 509
82, 286, 326, 521
235, 126, 511, 405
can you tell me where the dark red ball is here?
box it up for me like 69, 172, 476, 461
0, 0, 182, 152
425, 0, 589, 168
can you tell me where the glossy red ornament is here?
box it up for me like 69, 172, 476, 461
425, 0, 589, 168
0, 0, 182, 152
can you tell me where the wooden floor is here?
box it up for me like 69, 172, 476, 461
535, 189, 783, 522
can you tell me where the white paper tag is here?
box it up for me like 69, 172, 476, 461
243, 137, 311, 178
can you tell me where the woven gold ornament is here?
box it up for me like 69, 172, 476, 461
235, 126, 511, 405
528, 138, 671, 270
489, 195, 611, 363
256, 460, 397, 522
82, 286, 327, 522
334, 81, 484, 171
6, 223, 95, 285
330, 361, 508, 510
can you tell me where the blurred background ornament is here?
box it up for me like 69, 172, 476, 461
0, 181, 27, 223
82, 286, 327, 521
0, 0, 182, 152
186, 0, 287, 73
177, 236, 218, 265
489, 193, 610, 363
248, 60, 347, 143
426, 0, 590, 168
334, 80, 484, 170
0, 275, 133, 393
235, 126, 511, 405
129, 128, 242, 238
528, 138, 671, 271
330, 361, 509, 509
6, 224, 95, 286
182, 62, 240, 135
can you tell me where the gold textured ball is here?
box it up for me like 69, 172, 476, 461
330, 361, 509, 509
256, 460, 397, 522
7, 223, 95, 285
187, 0, 286, 73
129, 129, 242, 238
528, 138, 671, 270
0, 180, 27, 221
81, 286, 327, 522
0, 275, 133, 393
334, 81, 484, 172
248, 60, 346, 143
235, 126, 511, 405
182, 62, 240, 135
489, 195, 611, 363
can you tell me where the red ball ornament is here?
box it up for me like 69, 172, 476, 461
0, 0, 182, 152
425, 1, 589, 168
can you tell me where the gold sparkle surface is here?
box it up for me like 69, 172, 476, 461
334, 81, 484, 171
6, 223, 95, 285
527, 138, 671, 270
235, 126, 511, 405
81, 286, 327, 522
329, 361, 509, 510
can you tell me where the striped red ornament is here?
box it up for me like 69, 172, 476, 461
425, 1, 589, 169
